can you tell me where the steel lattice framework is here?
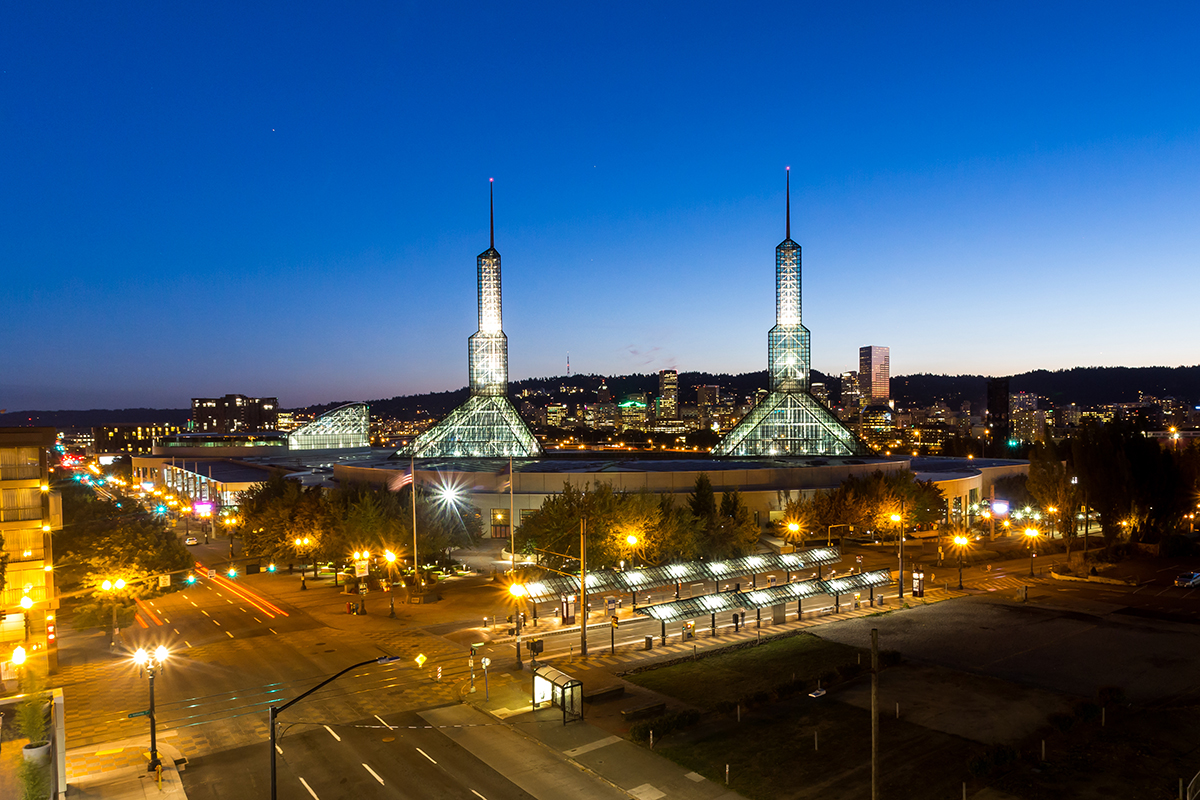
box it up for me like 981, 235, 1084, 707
287, 403, 370, 450
714, 171, 870, 457
400, 182, 541, 458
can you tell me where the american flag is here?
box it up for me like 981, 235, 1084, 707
389, 467, 413, 491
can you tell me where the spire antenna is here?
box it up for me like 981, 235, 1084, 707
489, 178, 495, 249
785, 166, 791, 240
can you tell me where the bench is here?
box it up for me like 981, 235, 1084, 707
620, 701, 667, 721
583, 685, 625, 704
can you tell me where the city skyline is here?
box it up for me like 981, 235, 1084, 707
5, 3, 1200, 410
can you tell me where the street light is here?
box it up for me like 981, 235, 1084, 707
132, 646, 169, 772
953, 535, 969, 590
891, 513, 904, 598
1024, 528, 1040, 577
294, 537, 314, 589
384, 550, 398, 618
508, 583, 527, 665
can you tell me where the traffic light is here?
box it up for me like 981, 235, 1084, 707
186, 574, 196, 584
46, 615, 56, 642
267, 563, 276, 573
611, 615, 619, 629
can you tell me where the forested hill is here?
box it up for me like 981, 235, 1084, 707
895, 366, 1200, 409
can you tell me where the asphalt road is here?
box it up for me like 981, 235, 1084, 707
182, 709, 534, 800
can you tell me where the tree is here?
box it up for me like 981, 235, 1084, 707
1027, 438, 1080, 557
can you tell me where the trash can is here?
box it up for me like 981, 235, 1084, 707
644, 635, 653, 651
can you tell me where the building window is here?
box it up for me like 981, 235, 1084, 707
0, 488, 42, 522
0, 447, 40, 480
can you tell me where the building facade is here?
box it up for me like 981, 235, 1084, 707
658, 370, 679, 420
859, 346, 890, 404
191, 395, 279, 433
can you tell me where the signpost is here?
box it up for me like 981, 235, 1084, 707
128, 710, 150, 718
354, 559, 369, 578
207, 569, 216, 580
480, 656, 491, 700
158, 575, 170, 588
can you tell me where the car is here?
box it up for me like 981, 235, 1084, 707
184, 536, 199, 546
1174, 572, 1200, 588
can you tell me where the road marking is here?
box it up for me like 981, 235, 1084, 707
471, 791, 488, 800
191, 602, 198, 607
227, 599, 233, 604
162, 617, 170, 623
240, 607, 248, 613
96, 748, 124, 756
226, 631, 234, 638
185, 641, 192, 647
173, 629, 180, 634
1156, 587, 1172, 596
254, 617, 262, 623
182, 595, 189, 600
298, 777, 320, 799
374, 714, 394, 730
216, 592, 223, 597
275, 745, 283, 755
201, 610, 209, 616
323, 725, 341, 741
416, 747, 436, 764
269, 628, 278, 634
213, 620, 221, 626
362, 764, 385, 785
564, 735, 621, 756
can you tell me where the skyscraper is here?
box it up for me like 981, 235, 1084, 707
858, 346, 890, 404
399, 181, 541, 458
714, 170, 869, 457
658, 369, 679, 419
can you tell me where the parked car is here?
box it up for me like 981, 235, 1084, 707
1174, 572, 1200, 588
185, 536, 199, 546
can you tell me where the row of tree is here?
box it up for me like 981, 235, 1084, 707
236, 475, 481, 568
516, 469, 946, 571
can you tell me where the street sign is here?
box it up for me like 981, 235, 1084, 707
358, 583, 368, 595
354, 559, 369, 578
128, 710, 150, 718
480, 657, 490, 668
207, 569, 216, 579
605, 597, 616, 615
415, 653, 427, 668
158, 575, 170, 588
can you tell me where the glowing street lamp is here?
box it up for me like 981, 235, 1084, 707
384, 550, 398, 617
953, 535, 970, 590
1024, 528, 1040, 577
11, 645, 26, 666
99, 578, 128, 646
508, 583, 526, 665
891, 513, 905, 598
132, 646, 169, 772
294, 537, 314, 589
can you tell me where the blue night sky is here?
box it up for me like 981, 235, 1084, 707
3, 2, 1199, 410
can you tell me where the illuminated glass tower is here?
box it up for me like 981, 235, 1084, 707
714, 169, 870, 457
399, 180, 541, 458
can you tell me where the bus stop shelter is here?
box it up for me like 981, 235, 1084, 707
533, 665, 583, 724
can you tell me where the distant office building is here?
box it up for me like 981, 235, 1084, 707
192, 395, 279, 434
658, 370, 679, 419
1009, 391, 1037, 414
811, 382, 828, 406
275, 412, 304, 432
93, 423, 182, 456
546, 405, 568, 427
620, 395, 648, 430
597, 381, 613, 404
841, 371, 862, 408
986, 378, 1011, 449
1013, 408, 1048, 443
696, 385, 719, 409
859, 346, 890, 404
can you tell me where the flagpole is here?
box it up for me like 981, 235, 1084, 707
509, 456, 515, 574
411, 455, 418, 591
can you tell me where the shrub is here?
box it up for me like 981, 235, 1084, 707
20, 758, 50, 800
1048, 712, 1075, 732
836, 662, 864, 680
1073, 701, 1101, 723
629, 709, 701, 743
714, 700, 735, 715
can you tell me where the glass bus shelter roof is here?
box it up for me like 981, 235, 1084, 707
633, 569, 891, 624
518, 548, 841, 602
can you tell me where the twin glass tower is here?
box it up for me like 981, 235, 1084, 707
403, 171, 866, 460
399, 180, 542, 458
713, 169, 869, 457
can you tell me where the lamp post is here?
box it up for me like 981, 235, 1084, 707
509, 583, 526, 665
891, 514, 904, 598
385, 550, 397, 618
294, 537, 313, 589
100, 578, 127, 646
133, 646, 169, 772
19, 595, 33, 641
953, 535, 969, 590
1024, 528, 1040, 577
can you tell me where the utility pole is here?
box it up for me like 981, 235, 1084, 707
509, 456, 515, 573
871, 628, 879, 800
580, 518, 588, 657
411, 456, 418, 591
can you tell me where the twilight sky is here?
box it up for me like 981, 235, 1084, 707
3, 2, 1199, 410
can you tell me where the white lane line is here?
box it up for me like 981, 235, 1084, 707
471, 790, 488, 800
275, 744, 283, 755
298, 777, 320, 799
269, 628, 278, 634
374, 714, 394, 730
201, 610, 209, 616
254, 617, 262, 623
226, 599, 233, 604
226, 631, 234, 638
182, 595, 189, 600
173, 629, 180, 634
184, 641, 192, 647
191, 602, 198, 607
362, 764, 385, 785
213, 620, 221, 626
415, 747, 436, 764
324, 725, 341, 742
240, 607, 248, 613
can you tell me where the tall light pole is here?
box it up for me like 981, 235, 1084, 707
100, 578, 127, 646
891, 513, 904, 598
293, 537, 312, 589
385, 550, 397, 618
133, 646, 169, 772
509, 583, 525, 665
1024, 528, 1040, 577
953, 535, 968, 590
19, 595, 33, 641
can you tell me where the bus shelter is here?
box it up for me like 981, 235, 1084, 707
533, 665, 583, 724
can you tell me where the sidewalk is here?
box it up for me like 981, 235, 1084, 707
64, 739, 188, 799
447, 662, 743, 800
